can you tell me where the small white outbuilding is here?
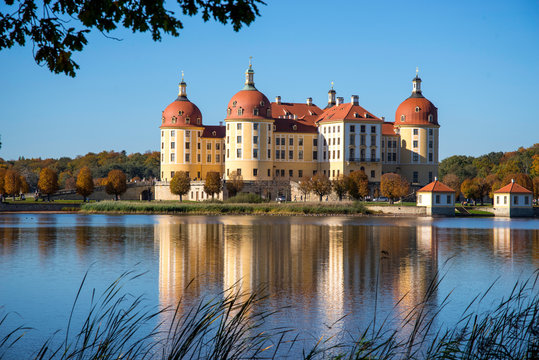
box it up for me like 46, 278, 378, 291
416, 179, 456, 216
492, 180, 533, 217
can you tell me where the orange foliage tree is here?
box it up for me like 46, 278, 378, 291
19, 175, 29, 194
204, 172, 222, 199
298, 177, 312, 202
76, 166, 94, 202
310, 173, 332, 202
380, 173, 409, 203
0, 168, 6, 199
38, 167, 59, 201
170, 171, 190, 201
105, 169, 127, 200
502, 173, 533, 191
460, 178, 480, 202
332, 174, 348, 201
346, 170, 369, 200
442, 173, 461, 199
4, 169, 21, 200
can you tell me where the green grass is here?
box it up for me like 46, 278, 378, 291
81, 200, 369, 215
1, 269, 537, 359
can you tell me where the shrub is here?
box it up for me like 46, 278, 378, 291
225, 193, 263, 203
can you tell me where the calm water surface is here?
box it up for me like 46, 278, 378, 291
0, 214, 538, 357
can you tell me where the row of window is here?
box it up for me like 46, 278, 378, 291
400, 114, 434, 123
165, 153, 222, 163
496, 195, 530, 205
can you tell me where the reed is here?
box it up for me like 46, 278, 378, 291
1, 270, 537, 359
81, 200, 368, 215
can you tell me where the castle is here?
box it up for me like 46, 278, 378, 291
157, 63, 439, 200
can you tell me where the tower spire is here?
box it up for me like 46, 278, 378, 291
243, 57, 256, 90
325, 81, 336, 108
178, 70, 188, 100
411, 68, 423, 98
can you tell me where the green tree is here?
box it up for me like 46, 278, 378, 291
38, 167, 59, 201
346, 170, 369, 200
310, 173, 331, 202
4, 169, 21, 200
380, 173, 409, 203
0, 0, 264, 77
170, 171, 190, 201
332, 174, 348, 201
105, 169, 127, 200
226, 171, 244, 197
76, 166, 94, 202
204, 172, 222, 199
298, 177, 312, 202
439, 155, 477, 182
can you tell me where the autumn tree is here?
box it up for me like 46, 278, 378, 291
105, 169, 127, 201
502, 173, 533, 191
298, 177, 312, 202
332, 174, 348, 201
533, 176, 539, 200
310, 173, 332, 202
475, 177, 490, 205
76, 166, 94, 202
38, 167, 59, 201
460, 178, 480, 203
4, 169, 21, 200
204, 172, 222, 199
442, 173, 461, 200
346, 170, 369, 200
226, 171, 244, 197
0, 168, 6, 200
170, 171, 190, 201
0, 0, 264, 77
19, 175, 29, 194
380, 173, 409, 203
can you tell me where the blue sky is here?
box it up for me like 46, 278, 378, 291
0, 0, 538, 161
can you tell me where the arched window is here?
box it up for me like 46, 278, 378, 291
185, 117, 190, 124
415, 106, 420, 112
179, 110, 184, 116
212, 130, 216, 136
401, 115, 406, 122
171, 116, 177, 124
238, 108, 244, 116
266, 108, 271, 117
428, 114, 433, 123
161, 116, 165, 123
227, 108, 231, 115
259, 101, 265, 106
232, 101, 237, 107
253, 108, 259, 116
197, 118, 201, 125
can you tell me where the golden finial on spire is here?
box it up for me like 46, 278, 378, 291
181, 70, 184, 81
249, 56, 253, 68
416, 67, 419, 77
331, 81, 334, 90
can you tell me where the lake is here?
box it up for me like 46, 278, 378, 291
0, 213, 537, 358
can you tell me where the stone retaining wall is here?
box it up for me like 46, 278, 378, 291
0, 203, 80, 212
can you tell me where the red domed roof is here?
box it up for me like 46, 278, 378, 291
161, 99, 203, 128
226, 90, 272, 120
395, 96, 438, 126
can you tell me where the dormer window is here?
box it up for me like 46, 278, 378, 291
161, 116, 165, 123
238, 108, 244, 116
171, 116, 177, 124
212, 130, 217, 136
260, 101, 265, 106
428, 114, 433, 123
401, 115, 406, 122
293, 125, 297, 131
233, 101, 237, 107
227, 108, 231, 115
197, 118, 201, 125
185, 117, 190, 124
266, 108, 271, 116
354, 112, 360, 118
178, 110, 184, 116
253, 108, 259, 116
415, 106, 420, 112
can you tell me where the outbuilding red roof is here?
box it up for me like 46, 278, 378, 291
418, 180, 455, 193
317, 103, 383, 123
493, 182, 532, 194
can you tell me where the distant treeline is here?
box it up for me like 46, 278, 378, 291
439, 143, 539, 199
0, 150, 159, 190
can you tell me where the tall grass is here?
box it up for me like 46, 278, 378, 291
81, 200, 368, 216
1, 270, 537, 359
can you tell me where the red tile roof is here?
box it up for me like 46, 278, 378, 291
382, 122, 397, 136
271, 102, 321, 133
418, 180, 455, 193
201, 125, 225, 138
317, 103, 383, 123
395, 97, 438, 126
493, 182, 532, 194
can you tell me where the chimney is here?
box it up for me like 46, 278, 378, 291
219, 121, 223, 127
336, 97, 344, 105
351, 95, 359, 105
381, 116, 385, 121
275, 96, 281, 104
306, 97, 312, 106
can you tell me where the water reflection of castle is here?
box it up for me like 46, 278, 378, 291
154, 217, 450, 330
